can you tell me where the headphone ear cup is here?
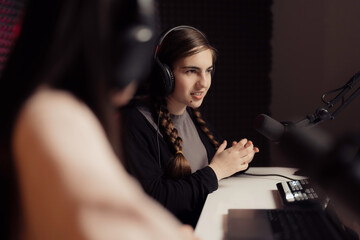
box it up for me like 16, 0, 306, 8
154, 57, 175, 96
112, 0, 156, 89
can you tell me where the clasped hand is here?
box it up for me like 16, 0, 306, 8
209, 139, 259, 180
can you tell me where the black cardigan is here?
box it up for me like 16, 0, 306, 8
120, 102, 222, 227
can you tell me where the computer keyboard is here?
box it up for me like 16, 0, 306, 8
267, 209, 346, 240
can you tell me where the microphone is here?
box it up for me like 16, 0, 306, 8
254, 113, 332, 164
253, 114, 285, 142
254, 113, 327, 143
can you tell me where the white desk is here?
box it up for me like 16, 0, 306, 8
194, 167, 304, 240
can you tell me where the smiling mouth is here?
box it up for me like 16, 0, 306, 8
191, 92, 202, 96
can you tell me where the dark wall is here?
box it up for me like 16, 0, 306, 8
157, 0, 273, 166
271, 0, 360, 167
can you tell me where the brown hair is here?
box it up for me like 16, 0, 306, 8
151, 26, 219, 179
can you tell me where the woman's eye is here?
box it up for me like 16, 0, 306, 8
186, 70, 196, 74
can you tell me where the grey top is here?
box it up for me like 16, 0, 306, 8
137, 106, 209, 172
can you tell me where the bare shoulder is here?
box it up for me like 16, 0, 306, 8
13, 86, 121, 185
15, 86, 103, 137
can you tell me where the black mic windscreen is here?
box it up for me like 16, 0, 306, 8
253, 114, 285, 142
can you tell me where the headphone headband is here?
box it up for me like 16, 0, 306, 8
154, 25, 206, 58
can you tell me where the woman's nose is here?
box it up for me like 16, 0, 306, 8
197, 72, 210, 87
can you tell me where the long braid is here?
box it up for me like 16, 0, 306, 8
151, 98, 191, 179
191, 108, 220, 150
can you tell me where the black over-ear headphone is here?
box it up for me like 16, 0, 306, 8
110, 0, 157, 89
152, 25, 214, 96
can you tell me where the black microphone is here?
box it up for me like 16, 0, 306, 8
253, 114, 286, 142
253, 113, 322, 143
254, 113, 332, 162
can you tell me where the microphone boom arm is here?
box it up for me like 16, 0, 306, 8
296, 72, 360, 128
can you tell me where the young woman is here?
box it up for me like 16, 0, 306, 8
0, 1, 200, 239
121, 26, 259, 227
